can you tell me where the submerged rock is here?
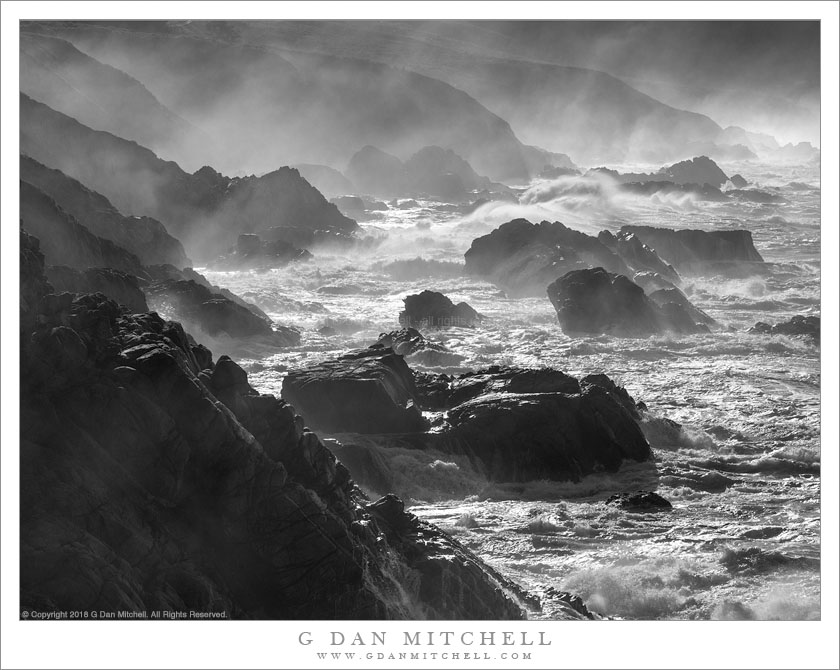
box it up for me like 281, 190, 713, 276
20, 232, 527, 620
606, 491, 673, 512
547, 267, 709, 336
399, 290, 482, 329
749, 315, 820, 343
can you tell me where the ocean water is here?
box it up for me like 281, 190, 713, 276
198, 161, 821, 620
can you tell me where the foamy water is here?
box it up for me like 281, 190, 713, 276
200, 161, 820, 620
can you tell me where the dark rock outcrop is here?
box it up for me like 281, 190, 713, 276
464, 219, 633, 297
547, 268, 710, 336
620, 225, 764, 274
399, 291, 482, 329
21, 155, 189, 268
46, 265, 149, 313
209, 233, 312, 270
293, 163, 356, 198
648, 288, 716, 327
730, 174, 749, 188
20, 180, 146, 277
20, 232, 527, 620
282, 347, 428, 434
433, 379, 651, 483
749, 315, 820, 343
606, 491, 672, 512
286, 349, 653, 485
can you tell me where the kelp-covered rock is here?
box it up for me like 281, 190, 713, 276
19, 235, 528, 620
547, 268, 710, 336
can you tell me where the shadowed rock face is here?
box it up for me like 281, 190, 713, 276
606, 491, 672, 512
20, 180, 146, 277
21, 155, 189, 268
399, 291, 482, 329
620, 225, 764, 273
19, 231, 528, 620
465, 219, 676, 297
547, 268, 710, 336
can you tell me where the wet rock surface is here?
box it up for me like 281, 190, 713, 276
209, 233, 312, 270
375, 328, 466, 367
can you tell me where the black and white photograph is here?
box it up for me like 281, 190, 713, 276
2, 3, 838, 669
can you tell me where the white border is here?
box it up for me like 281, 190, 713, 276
2, 3, 838, 669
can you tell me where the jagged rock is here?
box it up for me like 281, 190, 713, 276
375, 328, 466, 367
46, 265, 149, 313
580, 373, 641, 419
399, 291, 482, 329
209, 233, 312, 270
730, 174, 749, 188
20, 155, 189, 268
281, 347, 428, 434
20, 180, 146, 277
20, 95, 357, 261
547, 268, 709, 336
20, 229, 53, 324
620, 225, 764, 274
19, 234, 527, 620
465, 218, 664, 297
749, 315, 820, 343
606, 491, 673, 512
